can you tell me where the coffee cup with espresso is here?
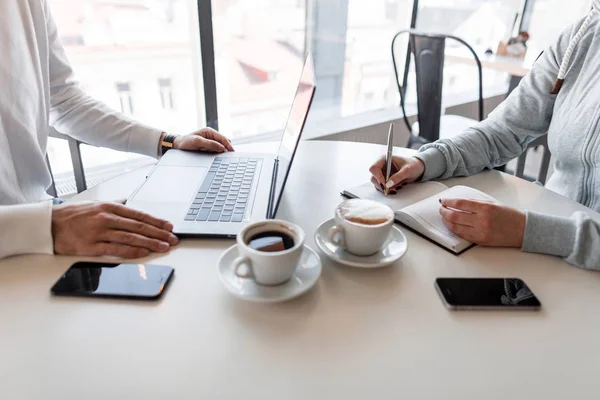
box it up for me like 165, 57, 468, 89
233, 220, 305, 285
329, 199, 394, 256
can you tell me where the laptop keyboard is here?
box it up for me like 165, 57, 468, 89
185, 157, 261, 223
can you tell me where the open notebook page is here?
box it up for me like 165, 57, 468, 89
343, 181, 449, 211
400, 185, 497, 251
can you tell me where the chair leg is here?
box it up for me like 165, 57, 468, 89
515, 151, 527, 179
538, 147, 552, 185
507, 75, 522, 97
45, 155, 58, 198
68, 138, 87, 193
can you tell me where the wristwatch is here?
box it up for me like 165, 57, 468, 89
160, 133, 178, 156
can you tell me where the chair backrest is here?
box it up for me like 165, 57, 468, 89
411, 34, 445, 141
392, 30, 484, 143
515, 135, 552, 184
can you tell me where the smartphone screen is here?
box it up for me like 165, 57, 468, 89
51, 262, 174, 300
435, 278, 541, 310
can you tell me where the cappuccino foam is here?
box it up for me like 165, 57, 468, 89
338, 199, 394, 226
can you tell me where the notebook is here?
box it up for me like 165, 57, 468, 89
342, 182, 497, 254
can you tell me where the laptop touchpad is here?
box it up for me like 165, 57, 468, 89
134, 166, 207, 204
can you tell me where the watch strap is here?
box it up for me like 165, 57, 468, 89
161, 133, 178, 156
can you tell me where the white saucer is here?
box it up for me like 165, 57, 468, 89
314, 218, 408, 268
218, 244, 322, 303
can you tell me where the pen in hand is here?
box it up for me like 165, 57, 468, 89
384, 123, 394, 196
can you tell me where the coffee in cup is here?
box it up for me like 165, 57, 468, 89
233, 220, 305, 285
247, 230, 295, 252
329, 199, 394, 256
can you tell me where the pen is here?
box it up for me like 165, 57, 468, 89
384, 122, 394, 196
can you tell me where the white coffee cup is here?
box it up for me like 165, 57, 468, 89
328, 199, 394, 256
232, 220, 305, 286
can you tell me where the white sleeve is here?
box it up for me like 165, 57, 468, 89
42, 0, 163, 158
0, 202, 54, 259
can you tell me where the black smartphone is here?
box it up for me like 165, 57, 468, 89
435, 278, 541, 310
51, 261, 174, 300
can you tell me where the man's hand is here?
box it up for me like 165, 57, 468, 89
439, 198, 526, 248
52, 202, 179, 258
369, 155, 425, 195
173, 127, 234, 153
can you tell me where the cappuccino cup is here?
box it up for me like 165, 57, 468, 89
328, 199, 394, 256
233, 220, 305, 286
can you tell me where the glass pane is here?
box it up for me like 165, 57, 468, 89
415, 0, 523, 102
212, 0, 307, 142
527, 0, 592, 51
417, 0, 523, 48
47, 0, 205, 193
342, 0, 414, 116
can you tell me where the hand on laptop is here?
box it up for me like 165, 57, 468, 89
174, 127, 234, 153
369, 155, 424, 195
51, 201, 179, 258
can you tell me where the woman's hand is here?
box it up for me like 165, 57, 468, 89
173, 127, 234, 153
369, 155, 425, 194
439, 198, 526, 248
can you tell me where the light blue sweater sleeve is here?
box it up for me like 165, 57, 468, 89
412, 21, 600, 271
414, 25, 568, 181
522, 211, 600, 269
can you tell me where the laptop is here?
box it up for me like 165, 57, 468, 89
127, 54, 316, 237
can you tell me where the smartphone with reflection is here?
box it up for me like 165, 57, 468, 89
51, 261, 174, 300
435, 278, 541, 310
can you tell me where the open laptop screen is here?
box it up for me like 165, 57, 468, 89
270, 54, 316, 218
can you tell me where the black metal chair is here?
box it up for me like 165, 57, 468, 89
391, 29, 484, 149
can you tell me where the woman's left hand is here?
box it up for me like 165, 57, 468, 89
439, 198, 526, 248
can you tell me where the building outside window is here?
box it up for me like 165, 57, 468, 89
158, 78, 174, 110
116, 82, 134, 115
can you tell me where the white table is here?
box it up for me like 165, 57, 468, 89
2, 141, 600, 400
445, 47, 539, 97
445, 47, 536, 78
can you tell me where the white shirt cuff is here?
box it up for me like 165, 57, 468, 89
0, 201, 54, 259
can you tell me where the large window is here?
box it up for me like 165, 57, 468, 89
210, 0, 526, 134
47, 0, 205, 195
46, 0, 589, 196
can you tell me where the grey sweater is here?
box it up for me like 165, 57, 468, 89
415, 16, 600, 270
